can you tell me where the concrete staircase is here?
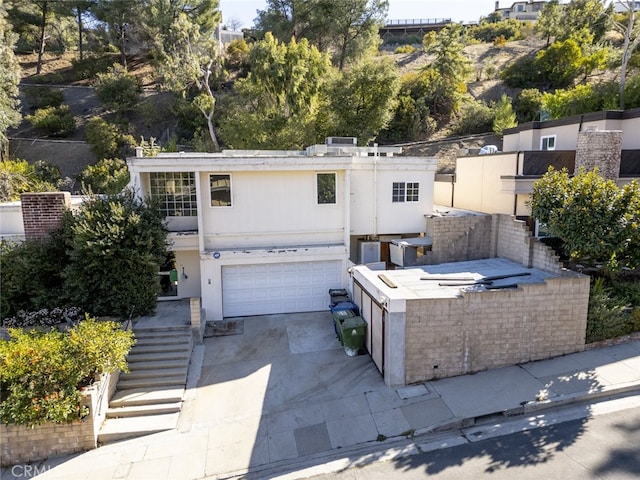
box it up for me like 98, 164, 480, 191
98, 325, 193, 444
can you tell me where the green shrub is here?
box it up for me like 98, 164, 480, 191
470, 19, 523, 43
515, 88, 544, 123
23, 85, 64, 110
78, 158, 129, 194
26, 105, 76, 137
85, 117, 135, 159
2, 307, 83, 329
394, 45, 416, 54
95, 65, 141, 113
0, 158, 58, 202
71, 55, 117, 80
0, 319, 134, 426
452, 100, 494, 135
586, 277, 639, 343
33, 160, 61, 185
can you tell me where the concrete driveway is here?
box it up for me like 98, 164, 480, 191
188, 311, 388, 475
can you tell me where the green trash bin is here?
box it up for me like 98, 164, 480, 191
332, 309, 355, 345
340, 316, 366, 357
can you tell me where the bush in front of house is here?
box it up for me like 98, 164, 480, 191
77, 158, 130, 194
586, 277, 640, 343
0, 318, 135, 426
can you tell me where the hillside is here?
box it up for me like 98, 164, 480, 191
10, 38, 546, 179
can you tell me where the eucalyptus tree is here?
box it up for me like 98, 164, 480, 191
613, 1, 640, 109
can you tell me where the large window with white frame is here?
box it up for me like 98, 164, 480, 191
316, 172, 336, 204
210, 174, 232, 207
149, 172, 197, 217
541, 135, 556, 151
392, 182, 419, 202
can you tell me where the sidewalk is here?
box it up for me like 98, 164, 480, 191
3, 310, 640, 480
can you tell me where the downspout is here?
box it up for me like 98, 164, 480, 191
373, 143, 378, 236
514, 151, 521, 215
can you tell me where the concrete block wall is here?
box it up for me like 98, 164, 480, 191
0, 371, 117, 466
20, 192, 71, 240
493, 214, 562, 274
575, 130, 622, 181
422, 215, 493, 265
404, 274, 589, 384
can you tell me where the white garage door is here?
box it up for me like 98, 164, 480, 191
222, 261, 343, 317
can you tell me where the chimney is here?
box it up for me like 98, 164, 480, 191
21, 192, 71, 240
575, 130, 622, 182
495, 1, 500, 10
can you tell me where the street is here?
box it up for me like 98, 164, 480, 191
305, 396, 640, 480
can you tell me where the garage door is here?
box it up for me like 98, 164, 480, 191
222, 261, 343, 317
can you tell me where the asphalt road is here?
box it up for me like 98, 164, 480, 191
307, 397, 640, 480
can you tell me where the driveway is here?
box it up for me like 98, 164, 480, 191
188, 311, 389, 475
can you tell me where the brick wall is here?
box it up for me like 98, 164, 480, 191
20, 192, 71, 240
422, 214, 493, 265
404, 274, 589, 384
0, 371, 117, 466
575, 130, 622, 181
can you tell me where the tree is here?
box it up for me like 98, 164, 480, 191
424, 23, 471, 83
94, 65, 141, 113
218, 33, 331, 149
535, 0, 562, 46
0, 0, 21, 160
325, 58, 399, 144
558, 0, 613, 45
254, 0, 388, 69
530, 167, 640, 270
148, 3, 223, 151
515, 88, 544, 123
64, 191, 168, 318
492, 94, 517, 134
92, 0, 141, 67
69, 0, 95, 61
77, 158, 129, 194
0, 158, 58, 202
613, 1, 640, 109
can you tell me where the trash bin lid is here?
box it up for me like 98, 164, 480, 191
332, 309, 356, 319
342, 316, 366, 329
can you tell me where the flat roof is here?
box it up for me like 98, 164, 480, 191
355, 257, 558, 300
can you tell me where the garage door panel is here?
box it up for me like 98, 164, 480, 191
222, 260, 343, 317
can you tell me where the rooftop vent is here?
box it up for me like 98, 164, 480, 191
326, 137, 357, 146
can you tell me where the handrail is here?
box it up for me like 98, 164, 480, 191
384, 18, 451, 26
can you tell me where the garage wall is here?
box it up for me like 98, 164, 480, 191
404, 274, 589, 384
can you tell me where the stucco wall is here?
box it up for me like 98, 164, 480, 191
404, 275, 589, 384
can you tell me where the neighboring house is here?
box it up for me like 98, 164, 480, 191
494, 0, 551, 21
435, 108, 640, 228
614, 1, 640, 13
127, 139, 438, 320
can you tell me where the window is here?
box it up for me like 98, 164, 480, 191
149, 172, 197, 217
317, 173, 336, 204
541, 135, 556, 151
210, 174, 232, 207
392, 182, 419, 202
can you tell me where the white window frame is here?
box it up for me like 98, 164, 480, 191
209, 174, 232, 208
316, 172, 337, 205
540, 135, 556, 151
392, 182, 420, 203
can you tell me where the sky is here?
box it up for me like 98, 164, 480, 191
218, 0, 501, 29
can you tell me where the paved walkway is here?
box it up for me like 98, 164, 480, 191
3, 302, 640, 480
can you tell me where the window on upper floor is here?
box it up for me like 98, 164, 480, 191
541, 135, 556, 151
149, 172, 197, 217
392, 182, 419, 202
317, 173, 336, 204
210, 174, 232, 207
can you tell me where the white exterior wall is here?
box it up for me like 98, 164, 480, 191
454, 154, 518, 214
200, 170, 345, 250
0, 202, 25, 239
349, 160, 436, 235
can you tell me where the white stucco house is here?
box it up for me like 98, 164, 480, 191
126, 140, 438, 321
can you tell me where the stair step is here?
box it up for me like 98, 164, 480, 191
134, 337, 191, 346
127, 358, 190, 371
128, 344, 192, 355
121, 367, 188, 380
133, 326, 191, 333
126, 351, 191, 362
110, 386, 185, 407
98, 413, 179, 444
106, 402, 182, 418
117, 375, 187, 390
